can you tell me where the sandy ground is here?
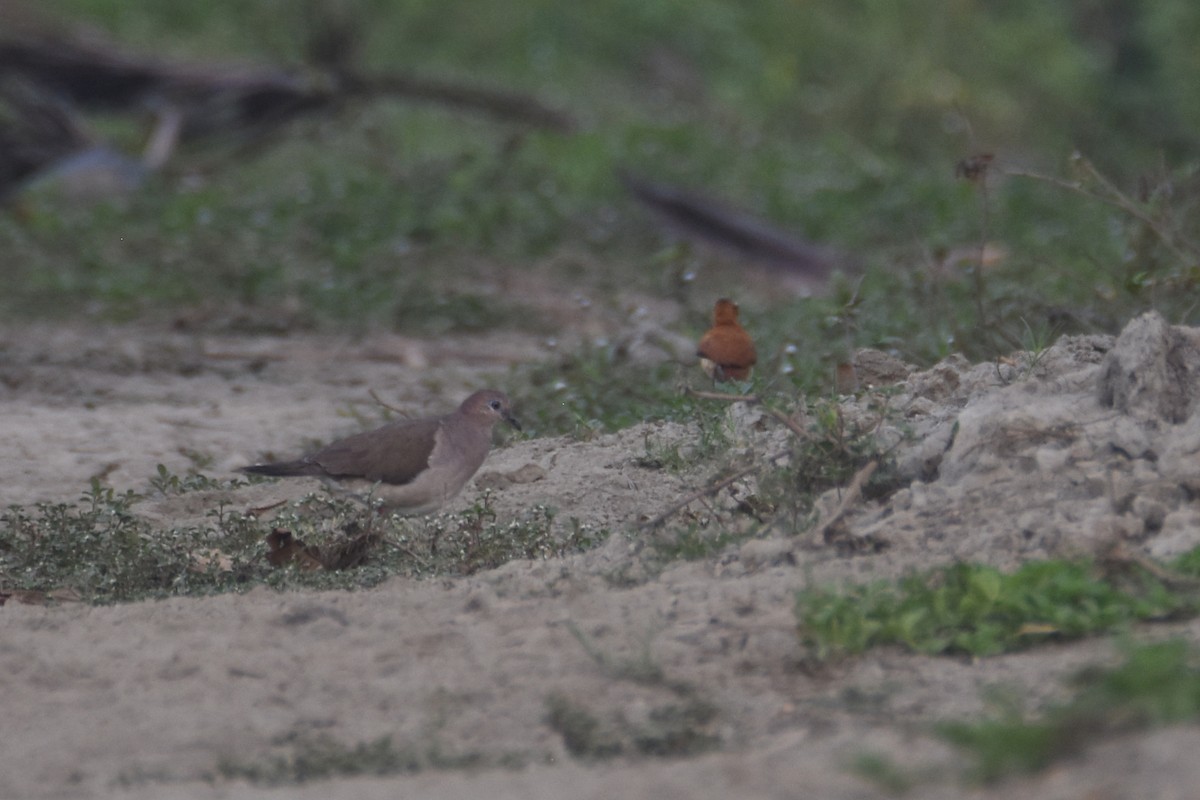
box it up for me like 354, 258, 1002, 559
3, 313, 1200, 799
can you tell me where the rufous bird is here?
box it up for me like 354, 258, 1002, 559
697, 298, 757, 382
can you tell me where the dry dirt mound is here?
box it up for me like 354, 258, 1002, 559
3, 312, 1200, 799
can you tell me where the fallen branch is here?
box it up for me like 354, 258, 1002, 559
638, 459, 765, 530
620, 170, 852, 282
0, 32, 576, 183
355, 72, 575, 132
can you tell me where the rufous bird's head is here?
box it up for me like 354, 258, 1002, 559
712, 298, 740, 325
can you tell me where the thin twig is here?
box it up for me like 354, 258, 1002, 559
975, 164, 991, 326
647, 386, 827, 529
245, 499, 288, 516
1004, 163, 1196, 265
1103, 542, 1200, 590
368, 388, 410, 416
814, 458, 878, 543
761, 404, 816, 442
685, 387, 759, 403
684, 386, 814, 441
639, 457, 777, 530
384, 536, 432, 570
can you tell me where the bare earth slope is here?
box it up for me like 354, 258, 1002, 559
3, 311, 1200, 799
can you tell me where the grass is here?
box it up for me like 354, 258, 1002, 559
0, 472, 607, 604
217, 735, 427, 783
505, 344, 699, 439
544, 692, 719, 761
215, 732, 511, 784
544, 621, 720, 760
848, 751, 917, 796
845, 640, 1200, 788
797, 558, 1200, 659
0, 480, 252, 603
3, 1, 1199, 369
3, 7, 1200, 773
940, 638, 1200, 783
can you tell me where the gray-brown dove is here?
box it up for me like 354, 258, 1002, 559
241, 389, 520, 514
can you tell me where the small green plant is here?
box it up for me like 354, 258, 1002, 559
757, 396, 899, 530
651, 523, 745, 562
940, 639, 1200, 783
634, 436, 688, 472
551, 623, 720, 759
215, 733, 500, 784
246, 491, 608, 588
544, 692, 719, 761
0, 474, 610, 604
0, 480, 261, 602
217, 735, 420, 783
149, 464, 248, 496
506, 344, 710, 438
414, 492, 607, 576
848, 751, 916, 796
544, 695, 624, 760
796, 558, 1196, 659
567, 621, 668, 687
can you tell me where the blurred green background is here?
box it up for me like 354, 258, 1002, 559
4, 0, 1199, 379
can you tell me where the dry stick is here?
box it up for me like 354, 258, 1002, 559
1005, 164, 1196, 266
368, 388, 410, 416
245, 499, 288, 516
638, 456, 780, 531
814, 458, 878, 543
642, 388, 818, 529
971, 166, 991, 329
972, 173, 1023, 350
684, 387, 815, 441
386, 536, 432, 570
1104, 542, 1200, 590
359, 72, 576, 132
685, 388, 755, 403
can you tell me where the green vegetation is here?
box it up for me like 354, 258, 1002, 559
215, 733, 505, 784
797, 558, 1200, 659
845, 640, 1200, 789
546, 622, 721, 759
940, 639, 1200, 782
217, 735, 428, 783
7, 8, 1200, 792
416, 491, 607, 573
3, 0, 1198, 370
0, 480, 252, 603
848, 751, 917, 796
545, 692, 719, 760
506, 346, 700, 439
0, 472, 606, 604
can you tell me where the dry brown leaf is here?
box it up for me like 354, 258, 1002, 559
265, 528, 324, 571
955, 153, 994, 183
